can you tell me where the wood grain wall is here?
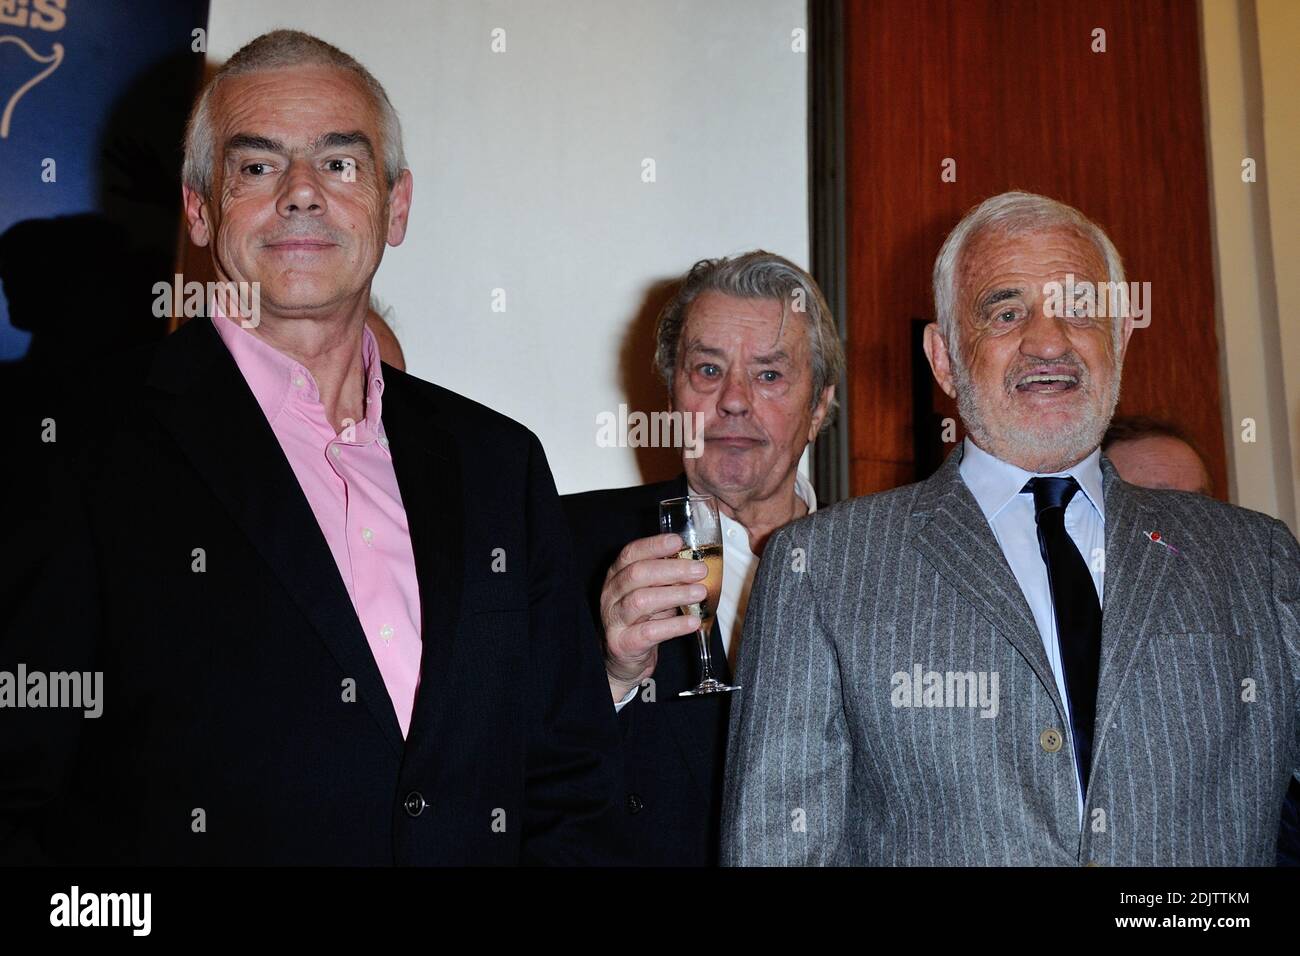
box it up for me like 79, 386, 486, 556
839, 0, 1225, 496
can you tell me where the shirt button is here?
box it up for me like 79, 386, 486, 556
361, 527, 374, 545
292, 375, 305, 388
330, 445, 341, 459
379, 624, 394, 643
1040, 728, 1064, 753
626, 793, 643, 815
379, 435, 390, 449
403, 791, 426, 817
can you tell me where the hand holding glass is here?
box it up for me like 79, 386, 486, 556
658, 495, 739, 696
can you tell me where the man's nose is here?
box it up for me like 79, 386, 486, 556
717, 369, 752, 416
1019, 304, 1072, 360
277, 160, 326, 217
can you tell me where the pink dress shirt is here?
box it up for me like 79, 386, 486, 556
211, 313, 423, 737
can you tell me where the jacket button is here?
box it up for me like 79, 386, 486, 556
626, 793, 643, 814
403, 791, 427, 817
1040, 729, 1064, 753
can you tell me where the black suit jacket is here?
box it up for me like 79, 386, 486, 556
563, 476, 734, 866
0, 316, 622, 865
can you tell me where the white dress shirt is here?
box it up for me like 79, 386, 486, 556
615, 471, 818, 710
958, 437, 1105, 825
707, 470, 819, 670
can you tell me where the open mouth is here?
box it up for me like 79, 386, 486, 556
1015, 373, 1079, 394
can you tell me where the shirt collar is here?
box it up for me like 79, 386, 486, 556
959, 436, 1104, 523
686, 467, 818, 530
794, 469, 818, 514
210, 309, 386, 438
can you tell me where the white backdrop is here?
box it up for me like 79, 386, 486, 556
205, 0, 810, 494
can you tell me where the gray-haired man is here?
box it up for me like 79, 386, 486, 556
563, 251, 844, 865
723, 191, 1300, 866
1, 29, 621, 865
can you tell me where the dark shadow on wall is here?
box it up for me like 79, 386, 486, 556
0, 49, 203, 377
97, 50, 205, 295
0, 214, 162, 367
619, 276, 682, 485
0, 50, 203, 633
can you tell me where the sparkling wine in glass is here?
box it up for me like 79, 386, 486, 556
658, 495, 739, 696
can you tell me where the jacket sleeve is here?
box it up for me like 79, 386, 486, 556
1270, 517, 1300, 865
720, 520, 853, 866
520, 432, 628, 864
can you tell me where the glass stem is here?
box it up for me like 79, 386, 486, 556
696, 628, 713, 682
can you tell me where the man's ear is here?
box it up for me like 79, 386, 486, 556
1117, 311, 1135, 361
923, 322, 957, 399
385, 169, 413, 247
182, 184, 212, 248
808, 384, 835, 440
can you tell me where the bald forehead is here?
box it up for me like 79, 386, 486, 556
1107, 435, 1211, 493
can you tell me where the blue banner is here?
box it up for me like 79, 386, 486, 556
0, 0, 209, 359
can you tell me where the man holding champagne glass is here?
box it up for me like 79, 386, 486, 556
563, 251, 844, 865
658, 493, 732, 697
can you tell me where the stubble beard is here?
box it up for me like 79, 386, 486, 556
952, 351, 1123, 474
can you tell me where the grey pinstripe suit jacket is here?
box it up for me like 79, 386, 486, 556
721, 445, 1300, 866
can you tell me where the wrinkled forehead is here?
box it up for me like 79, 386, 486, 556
682, 292, 813, 364
958, 223, 1107, 296
212, 65, 382, 147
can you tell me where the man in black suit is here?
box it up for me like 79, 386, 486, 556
564, 252, 842, 864
0, 29, 620, 865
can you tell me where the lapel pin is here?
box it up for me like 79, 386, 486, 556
1143, 531, 1180, 555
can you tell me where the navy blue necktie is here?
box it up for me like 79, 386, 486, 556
1023, 476, 1102, 796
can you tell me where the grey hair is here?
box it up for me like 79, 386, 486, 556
182, 29, 407, 196
932, 191, 1126, 365
653, 250, 845, 431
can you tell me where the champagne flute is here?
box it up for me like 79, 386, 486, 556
658, 495, 739, 696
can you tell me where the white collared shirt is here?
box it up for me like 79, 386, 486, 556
702, 470, 819, 670
614, 471, 817, 710
958, 437, 1105, 824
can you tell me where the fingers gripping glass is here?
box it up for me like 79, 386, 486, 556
658, 495, 739, 696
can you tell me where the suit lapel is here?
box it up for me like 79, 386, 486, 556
909, 446, 1067, 718
379, 370, 465, 759
145, 319, 405, 755
1089, 458, 1174, 761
